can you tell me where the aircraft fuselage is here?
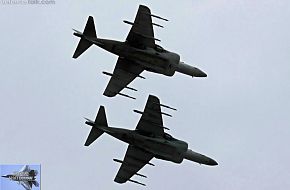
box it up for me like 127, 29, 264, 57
93, 38, 179, 76
93, 124, 217, 165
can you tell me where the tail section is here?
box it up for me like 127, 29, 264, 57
84, 106, 108, 146
73, 16, 97, 59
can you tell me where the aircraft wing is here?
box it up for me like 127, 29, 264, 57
20, 181, 32, 190
126, 5, 155, 48
19, 165, 30, 172
135, 95, 164, 136
103, 57, 144, 97
114, 145, 153, 186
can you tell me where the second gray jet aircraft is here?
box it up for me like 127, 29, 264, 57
84, 95, 217, 186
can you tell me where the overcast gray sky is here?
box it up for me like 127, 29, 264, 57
1, 0, 290, 189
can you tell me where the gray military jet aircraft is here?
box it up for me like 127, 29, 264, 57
1, 165, 39, 190
73, 5, 207, 99
84, 95, 218, 186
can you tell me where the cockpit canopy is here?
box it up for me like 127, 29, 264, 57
164, 133, 174, 140
155, 44, 167, 53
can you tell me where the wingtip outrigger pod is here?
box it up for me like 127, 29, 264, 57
72, 16, 97, 59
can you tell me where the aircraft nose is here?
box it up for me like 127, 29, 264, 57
1, 175, 8, 178
207, 158, 218, 166
194, 68, 207, 77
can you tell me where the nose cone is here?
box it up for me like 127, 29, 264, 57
183, 149, 218, 166
193, 68, 207, 77
1, 175, 8, 178
175, 62, 207, 77
207, 158, 218, 166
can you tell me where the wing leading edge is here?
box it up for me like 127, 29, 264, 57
114, 145, 153, 186
103, 57, 144, 98
135, 95, 165, 136
126, 5, 155, 48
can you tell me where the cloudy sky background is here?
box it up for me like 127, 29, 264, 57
0, 0, 290, 189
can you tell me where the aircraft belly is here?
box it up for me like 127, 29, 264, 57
133, 137, 183, 163
129, 51, 169, 70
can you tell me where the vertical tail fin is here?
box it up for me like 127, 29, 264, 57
84, 106, 107, 146
73, 16, 97, 59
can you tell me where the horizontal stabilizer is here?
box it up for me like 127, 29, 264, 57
84, 106, 107, 146
73, 39, 92, 59
73, 16, 97, 59
84, 127, 104, 146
